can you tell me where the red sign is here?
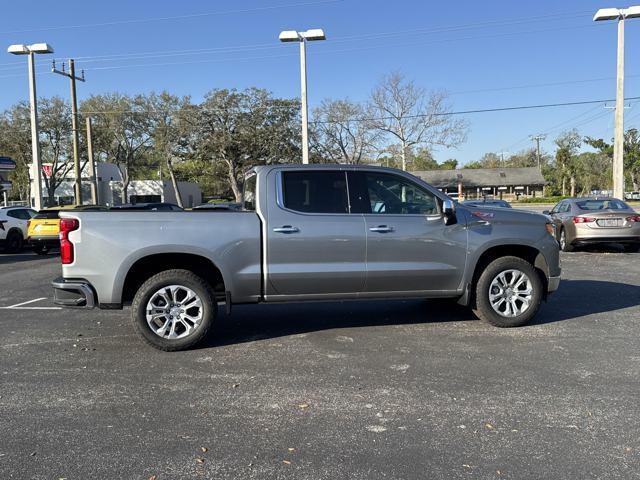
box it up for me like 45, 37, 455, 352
42, 164, 52, 178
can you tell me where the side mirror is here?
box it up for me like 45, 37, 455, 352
443, 199, 457, 225
542, 210, 550, 215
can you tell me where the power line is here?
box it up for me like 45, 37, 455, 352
0, 9, 600, 70
32, 96, 640, 120
311, 96, 640, 124
0, 0, 343, 35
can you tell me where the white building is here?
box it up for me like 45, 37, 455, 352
33, 162, 202, 207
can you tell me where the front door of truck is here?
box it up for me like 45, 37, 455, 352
347, 171, 467, 294
265, 169, 366, 298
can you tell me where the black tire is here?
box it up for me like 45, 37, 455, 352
559, 228, 574, 252
4, 230, 23, 253
624, 243, 640, 253
33, 244, 49, 255
131, 269, 216, 351
472, 256, 543, 328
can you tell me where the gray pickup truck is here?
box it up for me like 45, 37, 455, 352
52, 164, 561, 351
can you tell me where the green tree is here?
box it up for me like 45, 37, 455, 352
191, 88, 300, 201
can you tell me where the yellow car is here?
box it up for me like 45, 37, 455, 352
27, 205, 105, 254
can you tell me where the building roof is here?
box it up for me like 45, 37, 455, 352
412, 167, 546, 188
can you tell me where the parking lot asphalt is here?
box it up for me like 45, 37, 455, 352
1, 249, 639, 479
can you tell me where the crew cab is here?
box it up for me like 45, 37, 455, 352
52, 165, 561, 351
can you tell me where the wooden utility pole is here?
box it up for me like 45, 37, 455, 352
86, 117, 99, 204
529, 134, 546, 170
52, 59, 85, 205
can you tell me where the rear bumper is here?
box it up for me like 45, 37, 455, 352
29, 236, 59, 246
573, 236, 640, 245
51, 277, 96, 309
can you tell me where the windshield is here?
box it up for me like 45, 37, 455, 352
575, 199, 630, 211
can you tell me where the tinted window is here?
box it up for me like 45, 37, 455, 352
243, 173, 257, 211
6, 210, 20, 219
282, 171, 348, 214
575, 199, 630, 211
349, 172, 438, 215
34, 210, 59, 219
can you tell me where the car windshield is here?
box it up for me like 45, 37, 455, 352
575, 199, 630, 211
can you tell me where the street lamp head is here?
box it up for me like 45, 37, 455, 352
7, 43, 54, 55
301, 29, 326, 41
279, 30, 300, 42
594, 6, 640, 21
624, 5, 640, 18
28, 43, 54, 54
279, 29, 326, 42
7, 44, 29, 55
594, 7, 622, 21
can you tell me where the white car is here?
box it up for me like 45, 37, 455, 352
0, 206, 37, 253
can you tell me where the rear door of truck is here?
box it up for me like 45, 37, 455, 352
265, 168, 366, 297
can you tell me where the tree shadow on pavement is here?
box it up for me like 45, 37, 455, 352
197, 279, 640, 349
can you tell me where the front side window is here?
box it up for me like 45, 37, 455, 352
349, 172, 438, 215
282, 171, 348, 214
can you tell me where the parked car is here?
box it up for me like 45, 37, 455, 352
28, 205, 106, 254
110, 203, 183, 211
462, 199, 512, 209
0, 206, 37, 252
544, 197, 640, 252
52, 164, 561, 351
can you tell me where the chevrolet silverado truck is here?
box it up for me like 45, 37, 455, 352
52, 165, 561, 351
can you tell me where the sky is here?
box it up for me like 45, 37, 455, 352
1, 0, 639, 165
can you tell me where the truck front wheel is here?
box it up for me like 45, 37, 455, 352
131, 269, 216, 351
472, 256, 543, 328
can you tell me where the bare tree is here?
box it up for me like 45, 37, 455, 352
311, 99, 379, 164
369, 72, 467, 171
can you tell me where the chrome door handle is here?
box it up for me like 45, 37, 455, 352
273, 225, 299, 234
369, 225, 394, 233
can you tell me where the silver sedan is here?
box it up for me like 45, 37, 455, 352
545, 197, 640, 252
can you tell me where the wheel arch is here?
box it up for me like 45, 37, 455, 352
120, 252, 227, 305
468, 244, 549, 304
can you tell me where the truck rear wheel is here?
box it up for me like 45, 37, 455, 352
472, 256, 543, 328
131, 269, 216, 351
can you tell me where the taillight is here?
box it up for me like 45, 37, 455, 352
573, 216, 596, 224
59, 218, 79, 265
626, 215, 640, 222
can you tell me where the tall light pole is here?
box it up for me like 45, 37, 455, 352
594, 6, 640, 199
279, 29, 326, 164
7, 43, 54, 210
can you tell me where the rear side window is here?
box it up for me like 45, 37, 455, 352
243, 173, 257, 211
282, 171, 348, 214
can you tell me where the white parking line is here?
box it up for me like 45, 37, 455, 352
6, 297, 47, 308
0, 297, 62, 310
0, 306, 62, 310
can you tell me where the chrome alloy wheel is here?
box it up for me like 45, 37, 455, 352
145, 285, 203, 339
488, 269, 533, 318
